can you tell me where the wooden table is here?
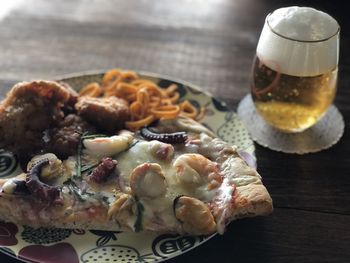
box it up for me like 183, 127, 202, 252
0, 0, 349, 262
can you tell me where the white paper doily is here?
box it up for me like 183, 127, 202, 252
237, 94, 345, 154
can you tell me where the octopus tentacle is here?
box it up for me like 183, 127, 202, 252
140, 127, 187, 143
25, 158, 60, 203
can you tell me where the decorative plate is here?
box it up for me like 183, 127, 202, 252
0, 71, 255, 263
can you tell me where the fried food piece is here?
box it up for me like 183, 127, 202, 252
0, 80, 70, 160
47, 114, 97, 159
75, 96, 130, 132
58, 81, 79, 111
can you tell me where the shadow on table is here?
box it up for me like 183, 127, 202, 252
166, 217, 271, 263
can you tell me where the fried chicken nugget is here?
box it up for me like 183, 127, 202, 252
0, 80, 71, 160
75, 96, 130, 132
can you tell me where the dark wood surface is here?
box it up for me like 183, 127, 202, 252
0, 0, 349, 262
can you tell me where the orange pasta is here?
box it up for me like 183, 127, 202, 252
129, 101, 144, 119
82, 69, 204, 130
180, 100, 197, 118
151, 105, 181, 119
102, 69, 121, 87
132, 79, 157, 87
164, 84, 178, 95
79, 82, 102, 97
168, 92, 180, 103
115, 83, 138, 99
118, 71, 138, 83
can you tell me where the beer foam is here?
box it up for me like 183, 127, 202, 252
257, 6, 339, 76
268, 7, 339, 41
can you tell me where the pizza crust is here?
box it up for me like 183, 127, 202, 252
233, 183, 273, 219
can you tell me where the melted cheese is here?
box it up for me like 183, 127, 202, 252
117, 140, 164, 180
115, 139, 219, 227
215, 178, 235, 234
116, 140, 177, 226
221, 156, 261, 184
70, 131, 254, 233
117, 140, 217, 199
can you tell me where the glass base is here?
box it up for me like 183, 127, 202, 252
237, 94, 344, 154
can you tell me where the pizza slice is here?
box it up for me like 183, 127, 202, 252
0, 116, 272, 235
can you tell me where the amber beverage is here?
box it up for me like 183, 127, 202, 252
250, 6, 340, 132
251, 57, 338, 132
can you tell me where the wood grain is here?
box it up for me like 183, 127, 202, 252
0, 0, 349, 262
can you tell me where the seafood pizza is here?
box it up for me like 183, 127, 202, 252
0, 71, 272, 235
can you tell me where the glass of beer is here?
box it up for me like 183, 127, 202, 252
250, 6, 340, 133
